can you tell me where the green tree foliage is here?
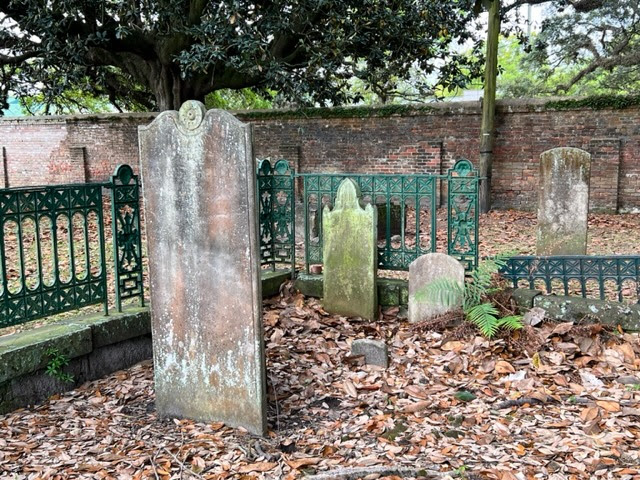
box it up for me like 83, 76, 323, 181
501, 0, 640, 97
0, 1, 486, 114
205, 88, 274, 110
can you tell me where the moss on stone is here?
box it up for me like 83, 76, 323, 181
295, 275, 410, 307
532, 295, 640, 331
63, 308, 151, 348
0, 323, 92, 383
544, 94, 640, 111
323, 180, 378, 320
237, 103, 436, 121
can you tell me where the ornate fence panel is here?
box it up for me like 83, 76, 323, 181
447, 159, 480, 271
256, 159, 295, 272
0, 164, 145, 328
501, 255, 640, 303
300, 173, 437, 272
109, 165, 145, 311
0, 183, 109, 327
298, 159, 479, 273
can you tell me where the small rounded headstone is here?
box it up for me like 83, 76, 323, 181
408, 253, 465, 323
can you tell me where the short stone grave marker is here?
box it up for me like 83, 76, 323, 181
351, 339, 389, 367
408, 253, 465, 323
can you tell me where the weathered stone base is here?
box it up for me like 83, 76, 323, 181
513, 289, 640, 331
0, 270, 290, 415
261, 269, 293, 297
295, 274, 409, 307
0, 308, 151, 414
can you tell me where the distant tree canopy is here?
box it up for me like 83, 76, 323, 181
529, 0, 640, 95
0, 0, 487, 114
499, 0, 640, 97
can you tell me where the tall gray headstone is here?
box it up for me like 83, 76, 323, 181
323, 179, 377, 320
138, 101, 266, 435
408, 253, 465, 323
537, 147, 591, 255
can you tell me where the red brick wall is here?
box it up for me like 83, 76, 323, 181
0, 113, 154, 188
1, 100, 639, 212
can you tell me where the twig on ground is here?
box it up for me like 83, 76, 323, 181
163, 447, 204, 479
496, 397, 555, 409
305, 465, 466, 479
149, 452, 161, 480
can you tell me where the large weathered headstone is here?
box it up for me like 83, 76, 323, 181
139, 101, 266, 435
537, 147, 591, 255
408, 253, 465, 323
323, 179, 377, 320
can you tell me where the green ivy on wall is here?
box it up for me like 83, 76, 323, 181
544, 94, 640, 111
237, 103, 437, 121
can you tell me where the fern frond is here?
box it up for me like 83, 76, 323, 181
466, 303, 500, 338
464, 251, 518, 309
413, 277, 464, 308
496, 315, 524, 331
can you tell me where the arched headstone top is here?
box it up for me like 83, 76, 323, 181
334, 178, 363, 210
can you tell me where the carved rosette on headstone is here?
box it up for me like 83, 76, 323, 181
408, 253, 465, 323
322, 179, 377, 320
537, 147, 591, 255
138, 101, 266, 435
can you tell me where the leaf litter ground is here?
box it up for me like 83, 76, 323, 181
2, 285, 640, 480
2, 211, 640, 478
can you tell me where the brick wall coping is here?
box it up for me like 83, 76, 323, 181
2, 96, 640, 125
0, 112, 158, 125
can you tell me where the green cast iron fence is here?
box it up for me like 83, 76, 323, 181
257, 158, 480, 273
257, 159, 296, 272
0, 164, 144, 328
300, 158, 479, 272
501, 255, 640, 304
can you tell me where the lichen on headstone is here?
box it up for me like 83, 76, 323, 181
322, 179, 377, 320
537, 147, 591, 255
138, 100, 267, 435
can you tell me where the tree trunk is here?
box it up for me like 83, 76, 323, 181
479, 0, 500, 213
152, 63, 205, 111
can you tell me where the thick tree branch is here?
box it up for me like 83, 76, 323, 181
503, 0, 604, 13
0, 51, 41, 65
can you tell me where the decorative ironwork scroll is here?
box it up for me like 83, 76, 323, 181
501, 255, 640, 303
256, 159, 295, 272
110, 164, 144, 311
447, 158, 479, 271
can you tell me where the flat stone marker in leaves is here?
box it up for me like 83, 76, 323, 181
139, 100, 266, 435
408, 252, 465, 323
537, 147, 591, 255
322, 178, 377, 320
351, 339, 389, 367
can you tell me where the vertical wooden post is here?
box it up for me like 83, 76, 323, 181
479, 0, 500, 213
2, 146, 8, 188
